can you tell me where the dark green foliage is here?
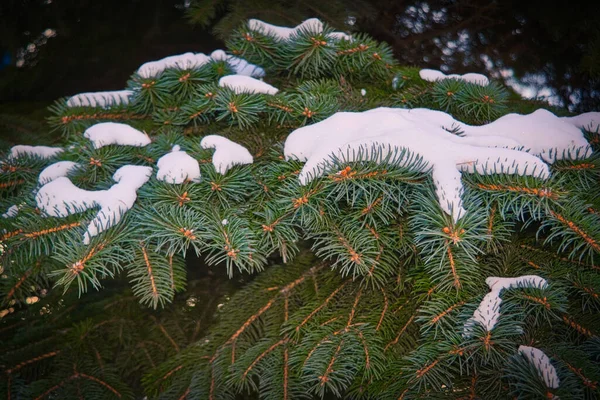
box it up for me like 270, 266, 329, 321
1, 15, 599, 400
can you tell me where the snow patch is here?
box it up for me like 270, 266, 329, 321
219, 75, 278, 95
84, 122, 151, 149
464, 275, 547, 336
210, 50, 265, 78
2, 205, 19, 218
137, 50, 264, 79
201, 135, 253, 174
35, 165, 152, 244
248, 18, 351, 41
518, 346, 560, 389
284, 108, 550, 221
67, 90, 133, 108
561, 112, 600, 132
156, 145, 201, 184
39, 161, 81, 185
137, 52, 211, 78
419, 68, 489, 86
9, 145, 63, 160
461, 109, 592, 162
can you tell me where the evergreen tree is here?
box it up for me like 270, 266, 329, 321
1, 17, 599, 400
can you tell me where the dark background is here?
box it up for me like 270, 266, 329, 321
1, 0, 599, 111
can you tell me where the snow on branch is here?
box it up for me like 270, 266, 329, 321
561, 111, 600, 132
200, 135, 253, 174
248, 18, 351, 41
35, 165, 152, 244
218, 75, 278, 95
518, 345, 560, 389
66, 90, 133, 108
83, 122, 151, 149
464, 275, 548, 336
9, 145, 63, 160
210, 50, 265, 78
419, 68, 489, 86
39, 161, 81, 185
284, 107, 553, 222
136, 50, 264, 79
156, 145, 201, 184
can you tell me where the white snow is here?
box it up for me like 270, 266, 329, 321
461, 109, 592, 162
137, 52, 211, 78
210, 50, 265, 78
247, 18, 351, 41
561, 112, 600, 132
136, 50, 264, 79
463, 275, 547, 336
200, 135, 253, 174
67, 90, 133, 108
218, 75, 278, 95
83, 122, 151, 149
156, 145, 201, 184
9, 145, 63, 160
38, 161, 80, 184
2, 205, 19, 218
419, 68, 489, 86
284, 107, 550, 221
518, 346, 560, 389
35, 165, 152, 244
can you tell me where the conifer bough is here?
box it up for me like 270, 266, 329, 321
1, 17, 600, 400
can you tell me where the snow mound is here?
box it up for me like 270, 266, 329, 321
463, 275, 547, 336
219, 75, 278, 95
518, 346, 560, 389
39, 161, 81, 185
284, 107, 551, 222
419, 68, 489, 86
67, 90, 133, 108
35, 165, 152, 244
9, 145, 63, 160
200, 135, 253, 174
248, 18, 351, 41
156, 145, 201, 184
84, 123, 151, 149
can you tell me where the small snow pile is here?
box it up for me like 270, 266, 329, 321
136, 50, 264, 79
35, 165, 152, 244
561, 111, 600, 132
200, 135, 253, 174
83, 122, 151, 149
219, 75, 279, 95
463, 275, 547, 336
39, 161, 81, 185
67, 90, 133, 108
9, 145, 63, 160
2, 205, 19, 218
284, 107, 550, 222
210, 50, 265, 78
518, 346, 560, 389
419, 68, 489, 86
156, 145, 201, 184
248, 18, 351, 41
